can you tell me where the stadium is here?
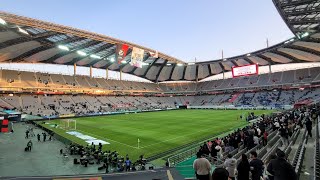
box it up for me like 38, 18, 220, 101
0, 1, 320, 180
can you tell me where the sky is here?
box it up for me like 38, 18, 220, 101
0, 0, 293, 62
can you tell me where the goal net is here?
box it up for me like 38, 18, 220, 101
59, 119, 77, 130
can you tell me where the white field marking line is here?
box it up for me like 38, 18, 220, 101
76, 129, 139, 149
167, 170, 174, 180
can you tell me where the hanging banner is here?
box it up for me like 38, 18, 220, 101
116, 44, 129, 64
130, 47, 144, 68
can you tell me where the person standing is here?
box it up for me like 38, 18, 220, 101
223, 154, 237, 180
27, 140, 33, 151
237, 154, 250, 180
305, 118, 312, 138
29, 127, 35, 137
193, 152, 211, 180
266, 154, 277, 180
37, 134, 41, 142
210, 142, 219, 163
105, 161, 109, 173
43, 133, 47, 142
267, 149, 297, 180
125, 158, 131, 171
98, 143, 102, 151
279, 126, 289, 146
25, 130, 29, 139
253, 135, 259, 147
249, 151, 264, 180
263, 130, 268, 146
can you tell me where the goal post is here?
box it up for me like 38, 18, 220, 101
59, 119, 77, 130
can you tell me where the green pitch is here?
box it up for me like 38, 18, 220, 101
37, 109, 273, 161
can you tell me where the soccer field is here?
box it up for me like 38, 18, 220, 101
38, 109, 273, 161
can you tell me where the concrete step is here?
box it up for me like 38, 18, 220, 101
299, 126, 316, 180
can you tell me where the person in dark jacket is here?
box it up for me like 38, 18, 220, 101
237, 154, 250, 180
267, 149, 297, 180
266, 154, 277, 180
249, 151, 264, 180
27, 140, 33, 151
305, 118, 312, 138
43, 133, 47, 142
212, 167, 229, 180
279, 126, 289, 146
210, 142, 219, 163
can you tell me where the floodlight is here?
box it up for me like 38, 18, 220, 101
166, 63, 172, 66
77, 50, 87, 56
0, 18, 6, 25
109, 57, 115, 62
177, 63, 183, 66
246, 53, 251, 56
18, 27, 29, 35
301, 32, 309, 38
90, 54, 101, 59
121, 60, 127, 64
58, 45, 69, 51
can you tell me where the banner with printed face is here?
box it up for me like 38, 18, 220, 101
130, 47, 144, 68
149, 50, 158, 58
116, 44, 129, 64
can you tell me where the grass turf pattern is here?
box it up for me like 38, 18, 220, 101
38, 109, 273, 161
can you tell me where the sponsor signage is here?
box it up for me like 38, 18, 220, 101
232, 64, 258, 78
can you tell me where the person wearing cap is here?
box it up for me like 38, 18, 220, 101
266, 149, 297, 180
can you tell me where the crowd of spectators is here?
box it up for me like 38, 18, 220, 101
197, 113, 270, 162
194, 104, 320, 180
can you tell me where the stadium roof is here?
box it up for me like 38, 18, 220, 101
1, 3, 320, 82
273, 0, 320, 34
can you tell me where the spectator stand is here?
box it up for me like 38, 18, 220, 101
291, 128, 308, 176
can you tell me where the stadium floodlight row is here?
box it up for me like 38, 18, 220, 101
1, 9, 320, 83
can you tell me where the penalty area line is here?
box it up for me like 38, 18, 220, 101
76, 129, 139, 149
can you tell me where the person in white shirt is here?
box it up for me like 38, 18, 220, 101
256, 127, 261, 137
193, 152, 211, 180
215, 144, 223, 160
274, 121, 280, 129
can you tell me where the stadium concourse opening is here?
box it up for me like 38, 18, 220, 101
1, 0, 320, 179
